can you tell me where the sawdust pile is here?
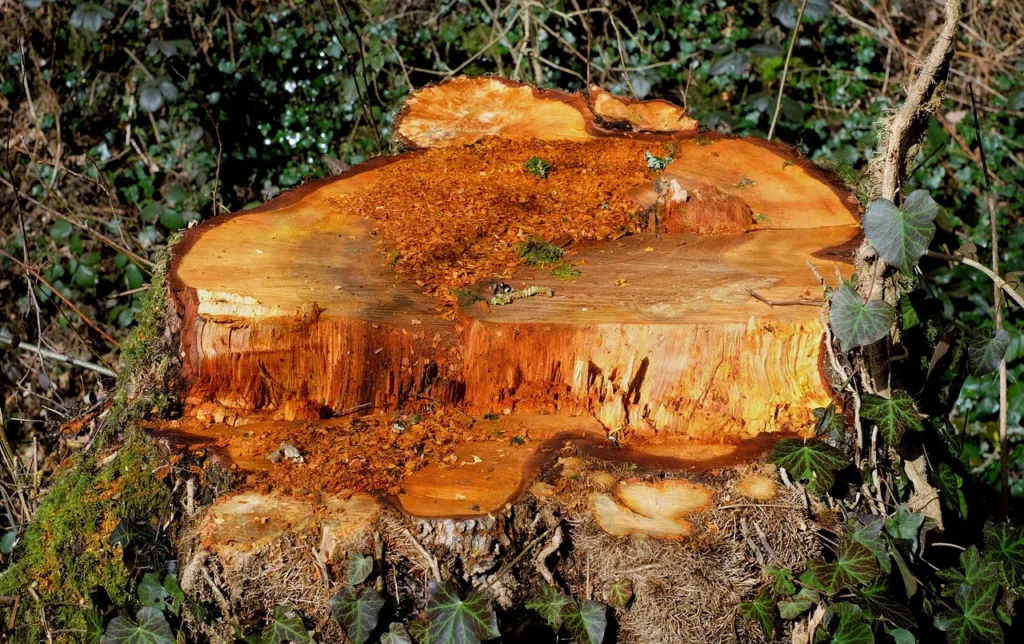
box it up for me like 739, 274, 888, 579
242, 409, 517, 497
340, 138, 669, 304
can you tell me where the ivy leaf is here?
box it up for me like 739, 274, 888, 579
605, 578, 633, 609
381, 623, 414, 644
954, 241, 979, 262
813, 404, 847, 441
85, 608, 104, 644
138, 572, 170, 611
830, 606, 874, 644
330, 587, 384, 644
426, 581, 499, 644
968, 329, 1011, 376
1003, 272, 1024, 303
163, 574, 184, 616
770, 438, 848, 494
407, 620, 431, 644
830, 283, 895, 351
261, 606, 310, 643
0, 530, 17, 555
885, 508, 926, 556
710, 51, 751, 76
526, 584, 570, 630
139, 77, 179, 113
562, 598, 607, 644
996, 605, 1012, 626
805, 540, 879, 595
49, 219, 73, 241
104, 607, 174, 644
850, 515, 892, 574
899, 294, 920, 330
861, 392, 923, 445
778, 587, 819, 619
934, 581, 1004, 644
831, 612, 874, 644
938, 546, 1002, 597
348, 552, 374, 586
864, 189, 939, 273
982, 522, 1024, 584
886, 627, 916, 644
738, 586, 776, 638
935, 463, 968, 519
859, 583, 916, 629
765, 566, 796, 596
159, 208, 185, 230
70, 3, 114, 32
774, 0, 832, 28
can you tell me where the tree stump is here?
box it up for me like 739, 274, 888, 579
160, 77, 858, 642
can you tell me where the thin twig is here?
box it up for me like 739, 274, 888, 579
401, 528, 442, 583
969, 83, 1009, 518
172, 67, 222, 217
0, 333, 117, 378
0, 249, 122, 349
925, 251, 1024, 310
483, 524, 557, 592
0, 176, 153, 269
746, 288, 823, 307
327, 0, 383, 152
768, 0, 809, 141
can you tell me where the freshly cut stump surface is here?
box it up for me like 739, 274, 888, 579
165, 76, 858, 521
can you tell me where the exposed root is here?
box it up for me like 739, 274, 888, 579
535, 524, 564, 586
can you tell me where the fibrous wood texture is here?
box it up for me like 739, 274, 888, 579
166, 76, 859, 520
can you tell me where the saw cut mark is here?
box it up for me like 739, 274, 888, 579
199, 491, 379, 563
398, 77, 592, 147
588, 86, 699, 133
615, 478, 714, 519
736, 474, 779, 501
592, 478, 713, 540
590, 492, 693, 540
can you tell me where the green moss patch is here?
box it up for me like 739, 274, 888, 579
0, 258, 175, 642
516, 238, 565, 267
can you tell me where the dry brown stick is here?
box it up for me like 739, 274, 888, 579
877, 0, 961, 201
401, 527, 442, 583
0, 333, 117, 378
768, 0, 810, 141
925, 251, 1024, 310
5, 594, 19, 631
172, 67, 222, 218
0, 176, 153, 269
969, 83, 1009, 517
482, 524, 557, 592
0, 249, 122, 349
746, 289, 823, 308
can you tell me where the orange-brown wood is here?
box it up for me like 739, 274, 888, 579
590, 477, 716, 540
166, 77, 858, 518
199, 491, 379, 563
155, 414, 787, 518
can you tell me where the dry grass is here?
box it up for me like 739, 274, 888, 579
555, 462, 822, 643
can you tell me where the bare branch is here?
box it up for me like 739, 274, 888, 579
0, 333, 117, 378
